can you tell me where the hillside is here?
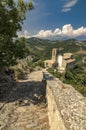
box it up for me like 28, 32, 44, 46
25, 37, 86, 62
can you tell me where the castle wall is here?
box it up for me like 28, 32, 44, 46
43, 70, 86, 130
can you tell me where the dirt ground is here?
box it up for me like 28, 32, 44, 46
0, 71, 49, 130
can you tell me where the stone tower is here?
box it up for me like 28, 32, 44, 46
52, 48, 58, 62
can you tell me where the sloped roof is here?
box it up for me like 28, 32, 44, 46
66, 59, 75, 64
63, 53, 73, 59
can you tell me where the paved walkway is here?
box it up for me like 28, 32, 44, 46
0, 71, 49, 130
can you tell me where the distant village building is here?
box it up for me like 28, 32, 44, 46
44, 48, 75, 73
44, 48, 58, 68
63, 53, 75, 70
57, 55, 66, 73
58, 53, 75, 73
26, 55, 34, 62
82, 57, 86, 64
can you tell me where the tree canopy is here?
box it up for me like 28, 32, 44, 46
0, 0, 34, 68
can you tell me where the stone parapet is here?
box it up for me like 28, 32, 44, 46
43, 70, 86, 130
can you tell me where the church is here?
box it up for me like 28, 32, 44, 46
44, 48, 75, 73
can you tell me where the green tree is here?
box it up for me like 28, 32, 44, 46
0, 0, 34, 68
65, 69, 75, 81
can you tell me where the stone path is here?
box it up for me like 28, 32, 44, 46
0, 71, 49, 130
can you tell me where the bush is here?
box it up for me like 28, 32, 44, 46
15, 69, 27, 80
65, 69, 74, 80
48, 67, 86, 97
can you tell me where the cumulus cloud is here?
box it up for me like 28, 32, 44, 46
18, 24, 86, 39
18, 30, 31, 38
34, 30, 54, 38
34, 24, 86, 38
62, 0, 78, 12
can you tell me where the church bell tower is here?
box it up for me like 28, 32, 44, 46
52, 48, 58, 62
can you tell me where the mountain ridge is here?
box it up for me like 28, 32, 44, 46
25, 37, 86, 61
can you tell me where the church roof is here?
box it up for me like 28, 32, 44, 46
66, 59, 75, 64
63, 53, 73, 59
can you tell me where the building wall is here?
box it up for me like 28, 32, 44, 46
47, 86, 67, 130
44, 49, 75, 71
44, 61, 53, 68
67, 61, 75, 70
44, 48, 58, 68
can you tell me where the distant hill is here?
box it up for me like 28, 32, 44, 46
25, 37, 86, 62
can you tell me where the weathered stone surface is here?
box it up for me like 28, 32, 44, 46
43, 70, 86, 130
0, 71, 49, 130
1, 70, 86, 130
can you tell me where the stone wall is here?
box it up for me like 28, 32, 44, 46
43, 70, 86, 130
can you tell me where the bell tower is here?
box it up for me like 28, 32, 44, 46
52, 48, 58, 62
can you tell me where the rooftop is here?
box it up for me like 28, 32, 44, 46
66, 59, 75, 64
63, 53, 73, 60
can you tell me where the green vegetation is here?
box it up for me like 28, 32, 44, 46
26, 37, 86, 96
15, 68, 27, 80
48, 64, 86, 97
28, 59, 44, 69
1, 3, 86, 96
25, 38, 86, 62
0, 0, 33, 68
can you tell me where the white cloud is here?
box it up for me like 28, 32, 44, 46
18, 30, 31, 38
62, 8, 71, 12
18, 24, 86, 39
34, 30, 54, 38
62, 0, 78, 12
64, 0, 78, 8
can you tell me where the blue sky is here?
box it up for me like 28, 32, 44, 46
19, 0, 86, 40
